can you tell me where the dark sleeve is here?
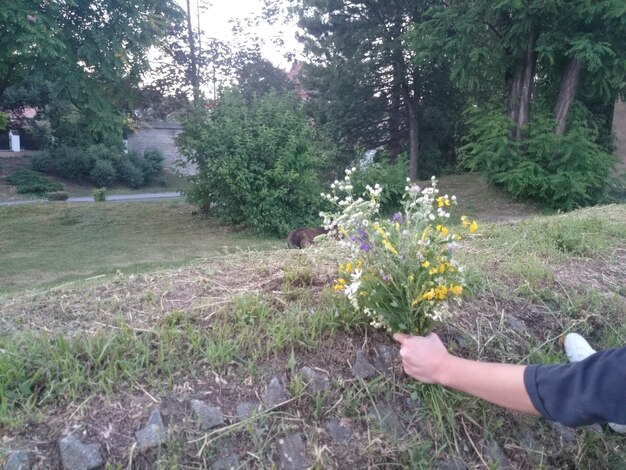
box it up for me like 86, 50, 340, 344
523, 347, 626, 427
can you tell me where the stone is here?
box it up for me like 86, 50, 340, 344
551, 422, 577, 445
371, 345, 400, 375
351, 350, 377, 379
58, 435, 103, 470
324, 420, 352, 443
4, 451, 31, 470
236, 401, 260, 420
520, 432, 545, 466
261, 377, 286, 407
211, 454, 240, 470
135, 408, 167, 451
276, 433, 309, 470
369, 403, 403, 437
454, 335, 468, 349
436, 456, 467, 470
190, 399, 224, 430
583, 423, 604, 435
506, 316, 527, 333
300, 367, 330, 393
485, 440, 510, 469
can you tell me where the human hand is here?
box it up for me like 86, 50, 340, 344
393, 332, 451, 384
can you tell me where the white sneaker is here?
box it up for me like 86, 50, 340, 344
563, 333, 625, 434
608, 423, 626, 434
564, 333, 596, 363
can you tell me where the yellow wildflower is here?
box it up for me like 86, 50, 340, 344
438, 263, 447, 274
408, 274, 414, 282
420, 226, 431, 242
359, 291, 368, 297
450, 285, 463, 296
395, 222, 400, 232
411, 297, 422, 306
469, 220, 478, 233
356, 260, 363, 269
345, 262, 353, 273
429, 267, 438, 275
421, 261, 430, 268
434, 285, 448, 300
383, 239, 398, 255
422, 289, 436, 301
436, 224, 449, 237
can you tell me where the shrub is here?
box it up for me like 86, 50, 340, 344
51, 145, 94, 180
46, 191, 69, 201
90, 159, 117, 187
5, 168, 63, 195
142, 148, 165, 179
119, 160, 146, 188
177, 90, 329, 237
460, 106, 614, 210
92, 188, 106, 202
351, 154, 409, 214
31, 150, 55, 173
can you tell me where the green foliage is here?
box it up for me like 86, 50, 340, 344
50, 145, 93, 181
178, 90, 330, 237
119, 159, 146, 189
5, 168, 63, 195
460, 107, 614, 210
607, 174, 626, 203
30, 150, 53, 173
46, 191, 69, 201
90, 159, 118, 187
92, 188, 106, 202
141, 148, 165, 179
0, 112, 7, 130
351, 155, 409, 214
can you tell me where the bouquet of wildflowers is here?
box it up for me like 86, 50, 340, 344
321, 168, 478, 335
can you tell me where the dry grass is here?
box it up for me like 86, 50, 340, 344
1, 205, 625, 469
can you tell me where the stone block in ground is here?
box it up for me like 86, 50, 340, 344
324, 419, 353, 443
236, 401, 261, 420
299, 367, 330, 393
135, 408, 167, 451
3, 450, 31, 470
276, 433, 309, 470
506, 316, 527, 333
436, 456, 467, 470
351, 350, 377, 379
261, 377, 286, 407
551, 422, 577, 445
58, 435, 103, 470
369, 403, 403, 437
485, 440, 510, 469
211, 454, 240, 470
371, 344, 400, 375
190, 399, 224, 430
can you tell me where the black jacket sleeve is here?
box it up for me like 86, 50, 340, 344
523, 347, 626, 427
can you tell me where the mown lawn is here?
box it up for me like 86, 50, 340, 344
0, 202, 281, 294
0, 204, 624, 468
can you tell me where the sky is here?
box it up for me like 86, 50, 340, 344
177, 0, 302, 71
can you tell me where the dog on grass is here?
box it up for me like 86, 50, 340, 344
287, 227, 329, 249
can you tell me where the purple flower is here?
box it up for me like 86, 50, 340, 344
380, 270, 390, 282
360, 242, 372, 252
391, 212, 403, 223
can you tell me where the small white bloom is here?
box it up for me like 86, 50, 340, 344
428, 213, 435, 221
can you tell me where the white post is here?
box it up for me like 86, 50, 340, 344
9, 131, 21, 152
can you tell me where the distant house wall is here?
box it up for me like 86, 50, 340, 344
612, 99, 626, 175
126, 121, 196, 175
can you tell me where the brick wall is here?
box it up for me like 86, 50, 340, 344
126, 121, 197, 175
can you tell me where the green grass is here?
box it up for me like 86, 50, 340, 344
0, 202, 281, 294
1, 203, 625, 468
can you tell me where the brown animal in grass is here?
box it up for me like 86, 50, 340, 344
287, 227, 329, 249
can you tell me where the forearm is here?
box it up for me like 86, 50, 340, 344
438, 357, 540, 416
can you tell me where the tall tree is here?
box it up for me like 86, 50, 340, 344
295, 0, 462, 180
1, 0, 185, 140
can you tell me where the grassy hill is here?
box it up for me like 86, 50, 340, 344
1, 204, 624, 469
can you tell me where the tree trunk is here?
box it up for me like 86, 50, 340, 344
407, 96, 419, 181
388, 74, 402, 164
186, 0, 200, 104
504, 32, 537, 141
553, 57, 582, 136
